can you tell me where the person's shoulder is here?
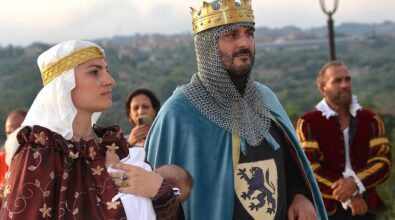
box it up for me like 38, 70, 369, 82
254, 82, 281, 107
164, 88, 188, 104
356, 108, 384, 124
93, 124, 125, 140
357, 108, 377, 117
4, 125, 63, 166
255, 82, 275, 97
299, 110, 323, 121
160, 88, 195, 114
18, 125, 64, 146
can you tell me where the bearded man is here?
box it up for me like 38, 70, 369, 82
296, 61, 392, 219
146, 0, 327, 219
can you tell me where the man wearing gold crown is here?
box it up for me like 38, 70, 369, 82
146, 0, 327, 219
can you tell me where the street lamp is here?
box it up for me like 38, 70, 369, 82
319, 0, 339, 61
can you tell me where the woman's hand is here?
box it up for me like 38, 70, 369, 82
127, 125, 150, 146
109, 163, 163, 198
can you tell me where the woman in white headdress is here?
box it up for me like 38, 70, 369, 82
0, 40, 181, 220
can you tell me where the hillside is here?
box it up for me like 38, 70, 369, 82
0, 21, 394, 143
1, 21, 395, 219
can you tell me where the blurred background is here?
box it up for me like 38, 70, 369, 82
0, 1, 394, 219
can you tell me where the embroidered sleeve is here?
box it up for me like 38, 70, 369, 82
296, 118, 341, 199
355, 114, 392, 189
0, 142, 56, 219
152, 179, 181, 220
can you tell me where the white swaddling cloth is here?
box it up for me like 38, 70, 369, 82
107, 147, 156, 220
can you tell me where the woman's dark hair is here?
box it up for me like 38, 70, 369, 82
125, 88, 161, 119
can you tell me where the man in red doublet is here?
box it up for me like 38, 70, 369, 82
296, 61, 392, 219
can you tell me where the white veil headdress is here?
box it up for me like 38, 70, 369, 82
6, 40, 104, 165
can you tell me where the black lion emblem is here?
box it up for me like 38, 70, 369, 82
237, 167, 276, 215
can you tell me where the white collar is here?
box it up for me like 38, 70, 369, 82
315, 95, 362, 119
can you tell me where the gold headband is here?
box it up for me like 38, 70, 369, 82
41, 46, 105, 86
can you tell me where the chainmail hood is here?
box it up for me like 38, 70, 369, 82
181, 22, 271, 146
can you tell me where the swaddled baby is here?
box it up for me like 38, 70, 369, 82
106, 147, 156, 220
106, 147, 193, 220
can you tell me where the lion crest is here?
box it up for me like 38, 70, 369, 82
234, 160, 278, 219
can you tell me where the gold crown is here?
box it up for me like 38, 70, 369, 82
191, 0, 254, 34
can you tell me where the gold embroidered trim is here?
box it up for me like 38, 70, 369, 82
369, 137, 389, 147
315, 173, 334, 188
367, 157, 391, 167
300, 141, 319, 149
311, 163, 320, 172
321, 192, 334, 199
357, 161, 387, 181
374, 115, 385, 136
296, 119, 306, 142
378, 145, 391, 155
232, 134, 240, 171
41, 46, 104, 86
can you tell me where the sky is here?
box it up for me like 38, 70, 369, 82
1, 0, 394, 46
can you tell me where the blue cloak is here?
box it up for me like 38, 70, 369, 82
146, 83, 327, 220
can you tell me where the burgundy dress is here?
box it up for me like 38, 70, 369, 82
0, 125, 178, 220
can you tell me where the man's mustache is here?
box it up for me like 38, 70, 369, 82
233, 49, 252, 57
340, 88, 351, 93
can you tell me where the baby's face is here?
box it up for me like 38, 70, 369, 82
105, 149, 120, 168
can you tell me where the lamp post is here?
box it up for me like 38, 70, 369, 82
319, 0, 339, 61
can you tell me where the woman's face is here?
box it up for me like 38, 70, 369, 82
129, 94, 157, 126
71, 58, 114, 114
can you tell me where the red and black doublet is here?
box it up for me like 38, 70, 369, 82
296, 109, 391, 215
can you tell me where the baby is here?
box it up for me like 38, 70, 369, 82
154, 164, 193, 203
106, 147, 193, 220
106, 147, 156, 220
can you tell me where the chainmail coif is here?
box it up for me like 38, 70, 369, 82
181, 21, 271, 146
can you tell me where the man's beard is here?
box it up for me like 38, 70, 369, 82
222, 48, 255, 76
328, 89, 352, 108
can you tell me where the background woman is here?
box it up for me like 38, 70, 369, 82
125, 89, 160, 147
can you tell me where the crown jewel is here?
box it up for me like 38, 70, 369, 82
191, 0, 254, 34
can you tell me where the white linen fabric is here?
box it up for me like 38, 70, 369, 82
107, 147, 156, 220
315, 95, 362, 119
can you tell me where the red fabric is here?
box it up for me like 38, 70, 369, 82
297, 109, 392, 214
0, 150, 8, 204
0, 125, 129, 219
153, 180, 180, 220
0, 125, 180, 220
0, 151, 8, 186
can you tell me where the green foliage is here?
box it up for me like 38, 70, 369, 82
1, 34, 395, 140
0, 32, 395, 216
